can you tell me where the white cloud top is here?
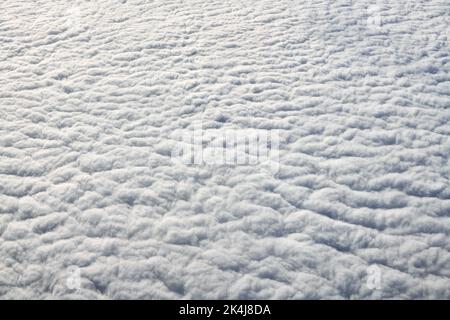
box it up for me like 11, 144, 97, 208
0, 0, 449, 299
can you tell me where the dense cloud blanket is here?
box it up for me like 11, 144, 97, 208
0, 0, 449, 299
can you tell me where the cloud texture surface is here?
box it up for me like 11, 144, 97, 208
0, 0, 449, 299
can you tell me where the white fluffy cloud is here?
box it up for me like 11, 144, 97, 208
0, 0, 449, 299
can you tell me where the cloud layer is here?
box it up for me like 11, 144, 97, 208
0, 0, 449, 299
